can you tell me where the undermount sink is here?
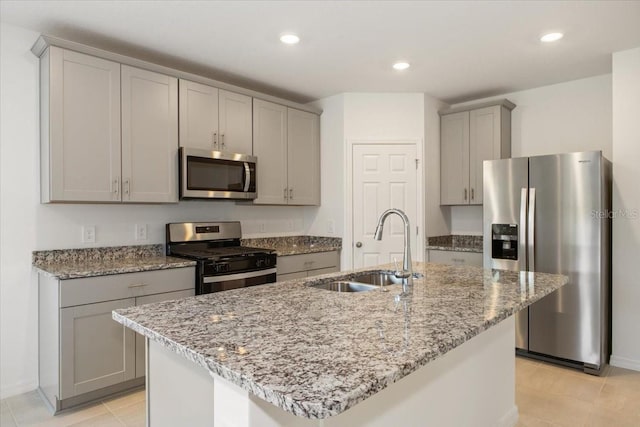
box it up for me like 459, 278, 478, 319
349, 271, 424, 286
311, 281, 378, 292
309, 271, 424, 293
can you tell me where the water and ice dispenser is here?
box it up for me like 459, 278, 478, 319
491, 224, 518, 260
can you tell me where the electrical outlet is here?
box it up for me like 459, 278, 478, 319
135, 224, 148, 241
327, 220, 335, 234
82, 226, 96, 243
259, 222, 266, 233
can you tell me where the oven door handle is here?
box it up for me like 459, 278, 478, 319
203, 268, 277, 283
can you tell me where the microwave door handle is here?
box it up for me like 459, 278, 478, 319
243, 162, 251, 192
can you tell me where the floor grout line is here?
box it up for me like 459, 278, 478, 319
101, 400, 127, 426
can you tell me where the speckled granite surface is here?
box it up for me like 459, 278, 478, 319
113, 262, 566, 419
426, 235, 483, 253
33, 245, 195, 279
241, 236, 341, 256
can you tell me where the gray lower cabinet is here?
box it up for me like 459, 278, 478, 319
134, 289, 194, 378
39, 267, 195, 412
427, 250, 483, 267
60, 299, 136, 399
277, 251, 340, 281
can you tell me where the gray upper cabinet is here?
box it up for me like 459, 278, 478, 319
252, 99, 320, 206
121, 66, 178, 203
287, 108, 320, 205
40, 47, 178, 203
179, 79, 252, 154
440, 100, 514, 205
40, 47, 122, 203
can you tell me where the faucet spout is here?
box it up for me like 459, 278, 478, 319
374, 209, 413, 290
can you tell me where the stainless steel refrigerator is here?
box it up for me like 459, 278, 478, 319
483, 151, 611, 374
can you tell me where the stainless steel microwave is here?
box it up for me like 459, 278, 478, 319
179, 148, 257, 200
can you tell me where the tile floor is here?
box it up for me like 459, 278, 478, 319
1, 358, 639, 426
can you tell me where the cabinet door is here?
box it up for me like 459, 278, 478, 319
440, 112, 470, 205
179, 80, 219, 150
219, 89, 252, 154
287, 108, 320, 205
134, 289, 194, 378
46, 47, 121, 202
252, 99, 288, 205
121, 65, 178, 203
60, 298, 135, 399
469, 106, 501, 205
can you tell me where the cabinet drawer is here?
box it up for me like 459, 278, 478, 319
277, 271, 308, 282
60, 267, 195, 307
307, 266, 340, 278
428, 250, 483, 267
277, 251, 339, 275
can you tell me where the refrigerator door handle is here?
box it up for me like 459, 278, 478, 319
519, 188, 528, 272
528, 188, 536, 272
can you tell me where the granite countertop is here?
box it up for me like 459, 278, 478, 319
113, 262, 567, 419
33, 245, 196, 280
426, 235, 483, 253
242, 236, 342, 256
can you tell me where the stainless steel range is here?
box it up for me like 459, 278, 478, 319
166, 222, 277, 294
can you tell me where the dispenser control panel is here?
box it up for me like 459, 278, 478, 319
491, 224, 518, 260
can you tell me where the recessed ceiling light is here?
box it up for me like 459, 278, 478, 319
540, 32, 564, 43
393, 62, 410, 71
280, 34, 300, 45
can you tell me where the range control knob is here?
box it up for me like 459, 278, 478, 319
264, 258, 272, 266
256, 259, 264, 268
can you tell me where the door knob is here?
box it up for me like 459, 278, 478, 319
355, 241, 362, 248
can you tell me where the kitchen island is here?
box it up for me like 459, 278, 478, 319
113, 262, 567, 427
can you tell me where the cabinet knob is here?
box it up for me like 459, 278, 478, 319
471, 188, 475, 200
355, 241, 363, 248
464, 188, 468, 201
289, 188, 293, 199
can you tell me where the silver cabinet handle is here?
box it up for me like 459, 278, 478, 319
128, 283, 147, 289
113, 177, 119, 194
355, 241, 363, 248
289, 188, 293, 199
221, 134, 225, 150
284, 187, 288, 200
213, 132, 218, 149
212, 132, 216, 148
464, 188, 468, 201
471, 188, 474, 200
124, 179, 130, 195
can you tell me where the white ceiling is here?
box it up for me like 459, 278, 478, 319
2, 1, 640, 104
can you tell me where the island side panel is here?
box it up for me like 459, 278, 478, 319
146, 317, 517, 427
147, 339, 215, 427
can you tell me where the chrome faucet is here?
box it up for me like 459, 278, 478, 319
374, 208, 413, 291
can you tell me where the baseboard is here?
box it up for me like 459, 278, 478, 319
497, 405, 519, 427
0, 381, 38, 400
610, 355, 640, 372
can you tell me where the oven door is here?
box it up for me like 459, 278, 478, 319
199, 268, 277, 294
180, 147, 257, 200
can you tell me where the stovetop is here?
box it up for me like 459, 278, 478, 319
169, 245, 274, 261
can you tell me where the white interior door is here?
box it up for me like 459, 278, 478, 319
352, 143, 418, 269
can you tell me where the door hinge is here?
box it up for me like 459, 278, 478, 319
415, 158, 419, 169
